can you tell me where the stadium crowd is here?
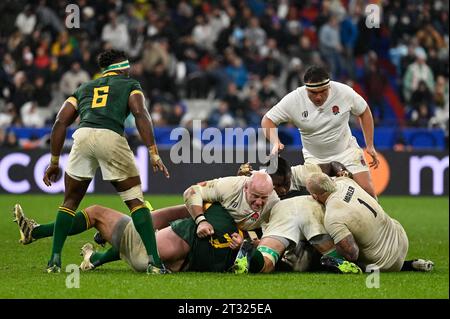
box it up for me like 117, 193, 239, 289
0, 0, 448, 149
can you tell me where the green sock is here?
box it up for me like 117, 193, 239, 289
131, 205, 161, 267
325, 249, 345, 260
90, 246, 120, 267
33, 210, 90, 239
49, 207, 76, 264
249, 249, 265, 273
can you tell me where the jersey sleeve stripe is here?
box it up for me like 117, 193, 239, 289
130, 90, 144, 97
66, 97, 78, 109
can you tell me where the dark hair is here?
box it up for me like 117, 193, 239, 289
303, 65, 330, 83
264, 156, 291, 178
97, 49, 127, 69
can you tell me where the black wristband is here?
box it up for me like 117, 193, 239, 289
195, 214, 207, 225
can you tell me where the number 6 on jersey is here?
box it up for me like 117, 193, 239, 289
92, 86, 109, 108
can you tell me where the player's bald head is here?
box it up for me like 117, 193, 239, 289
306, 173, 337, 196
248, 171, 274, 195
245, 171, 274, 211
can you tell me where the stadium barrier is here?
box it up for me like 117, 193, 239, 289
0, 147, 447, 196
7, 126, 447, 150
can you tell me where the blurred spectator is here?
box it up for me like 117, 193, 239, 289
403, 48, 435, 103
15, 5, 36, 35
0, 104, 17, 128
21, 46, 38, 82
204, 56, 231, 99
410, 103, 433, 127
2, 53, 17, 77
245, 17, 267, 52
21, 101, 46, 128
8, 71, 34, 114
150, 103, 168, 127
433, 75, 449, 109
364, 52, 388, 124
51, 31, 78, 70
225, 56, 248, 90
0, 128, 5, 145
399, 43, 418, 77
101, 11, 130, 52
4, 130, 19, 148
36, 0, 64, 36
223, 82, 244, 118
258, 75, 279, 109
33, 75, 52, 107
296, 35, 315, 67
146, 62, 178, 104
430, 75, 449, 135
340, 9, 358, 78
141, 38, 170, 74
245, 93, 264, 127
410, 80, 434, 110
319, 15, 343, 79
129, 61, 149, 98
79, 48, 98, 76
192, 15, 215, 51
119, 3, 145, 34
285, 58, 304, 92
208, 100, 235, 128
59, 61, 90, 98
259, 38, 282, 78
80, 6, 98, 39
34, 46, 51, 71
416, 23, 446, 52
167, 102, 186, 126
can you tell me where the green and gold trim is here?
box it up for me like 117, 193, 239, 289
102, 60, 130, 73
102, 71, 119, 77
130, 204, 147, 214
66, 96, 78, 109
209, 229, 244, 249
130, 89, 144, 96
81, 209, 91, 228
59, 206, 76, 217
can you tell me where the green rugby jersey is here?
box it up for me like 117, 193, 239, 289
67, 72, 143, 135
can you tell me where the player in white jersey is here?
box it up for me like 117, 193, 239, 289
231, 194, 362, 274
305, 173, 434, 272
239, 196, 332, 273
183, 171, 279, 236
237, 157, 352, 198
231, 158, 363, 274
261, 65, 379, 198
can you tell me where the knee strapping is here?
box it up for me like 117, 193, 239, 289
118, 185, 144, 202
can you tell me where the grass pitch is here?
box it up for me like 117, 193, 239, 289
0, 194, 448, 299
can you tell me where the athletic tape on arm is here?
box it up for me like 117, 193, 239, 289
184, 184, 203, 207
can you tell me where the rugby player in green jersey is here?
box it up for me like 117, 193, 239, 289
40, 49, 170, 274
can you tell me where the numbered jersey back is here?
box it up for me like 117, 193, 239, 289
71, 72, 143, 135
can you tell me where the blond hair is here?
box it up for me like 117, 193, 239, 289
306, 172, 337, 195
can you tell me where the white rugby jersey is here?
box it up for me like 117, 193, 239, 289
197, 176, 279, 230
262, 196, 326, 247
265, 81, 367, 159
290, 163, 322, 191
324, 177, 409, 270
